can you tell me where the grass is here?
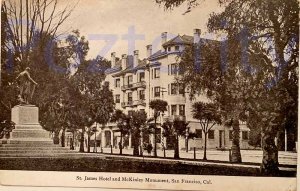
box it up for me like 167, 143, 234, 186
0, 156, 296, 177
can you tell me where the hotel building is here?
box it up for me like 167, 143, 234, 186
100, 29, 250, 151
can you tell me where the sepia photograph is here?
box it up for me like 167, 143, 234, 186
0, 0, 298, 190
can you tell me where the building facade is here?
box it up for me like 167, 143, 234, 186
101, 29, 251, 151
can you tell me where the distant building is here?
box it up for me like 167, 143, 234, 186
101, 29, 251, 151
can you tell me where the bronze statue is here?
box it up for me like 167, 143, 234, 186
16, 67, 38, 104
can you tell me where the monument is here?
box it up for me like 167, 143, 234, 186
8, 68, 50, 142
0, 68, 74, 157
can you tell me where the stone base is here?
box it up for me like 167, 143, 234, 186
12, 105, 39, 125
0, 105, 83, 158
10, 105, 51, 140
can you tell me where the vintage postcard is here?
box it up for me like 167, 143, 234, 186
0, 0, 298, 191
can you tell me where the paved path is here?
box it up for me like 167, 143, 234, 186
89, 147, 297, 166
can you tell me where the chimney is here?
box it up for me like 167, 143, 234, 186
111, 52, 116, 68
121, 54, 127, 69
133, 50, 139, 68
194, 29, 201, 44
161, 32, 167, 50
146, 45, 152, 58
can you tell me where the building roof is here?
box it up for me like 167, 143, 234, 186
148, 35, 219, 61
111, 58, 148, 77
104, 55, 133, 75
162, 35, 193, 47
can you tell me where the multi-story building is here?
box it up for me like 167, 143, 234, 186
101, 29, 250, 151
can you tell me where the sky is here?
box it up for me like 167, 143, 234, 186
59, 0, 224, 59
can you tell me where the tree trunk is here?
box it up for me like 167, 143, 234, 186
87, 134, 90, 153
53, 131, 59, 144
203, 132, 207, 160
174, 134, 180, 159
79, 127, 85, 152
120, 133, 123, 155
231, 118, 242, 163
61, 128, 65, 147
94, 131, 97, 152
260, 126, 279, 176
133, 130, 140, 156
70, 131, 74, 150
153, 117, 157, 157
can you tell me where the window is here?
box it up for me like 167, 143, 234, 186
139, 90, 145, 100
115, 94, 120, 103
179, 105, 185, 116
128, 92, 132, 102
208, 130, 215, 139
170, 83, 177, 95
179, 84, 185, 94
151, 87, 153, 97
195, 129, 202, 139
229, 130, 233, 140
154, 68, 160, 78
167, 46, 171, 52
170, 64, 177, 75
242, 131, 249, 140
175, 45, 180, 51
139, 72, 145, 82
115, 78, 120, 88
127, 75, 133, 85
171, 105, 177, 115
154, 87, 160, 97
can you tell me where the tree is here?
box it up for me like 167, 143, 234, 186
207, 0, 299, 176
111, 109, 130, 155
35, 30, 89, 148
162, 119, 189, 159
1, 0, 76, 69
149, 99, 168, 157
74, 52, 114, 153
156, 0, 298, 174
178, 37, 253, 163
155, 0, 199, 13
128, 110, 148, 156
192, 102, 222, 160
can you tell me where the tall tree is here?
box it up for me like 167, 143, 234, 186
162, 0, 299, 174
149, 99, 168, 157
192, 102, 222, 160
162, 119, 189, 159
207, 0, 299, 176
74, 52, 114, 152
178, 37, 252, 163
111, 109, 130, 155
35, 30, 89, 148
1, 0, 76, 69
128, 110, 148, 156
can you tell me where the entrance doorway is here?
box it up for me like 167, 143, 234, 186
219, 130, 224, 148
105, 131, 111, 147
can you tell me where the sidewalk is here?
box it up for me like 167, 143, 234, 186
82, 146, 297, 166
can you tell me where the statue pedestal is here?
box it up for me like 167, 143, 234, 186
10, 105, 50, 140
0, 105, 77, 158
12, 105, 39, 125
